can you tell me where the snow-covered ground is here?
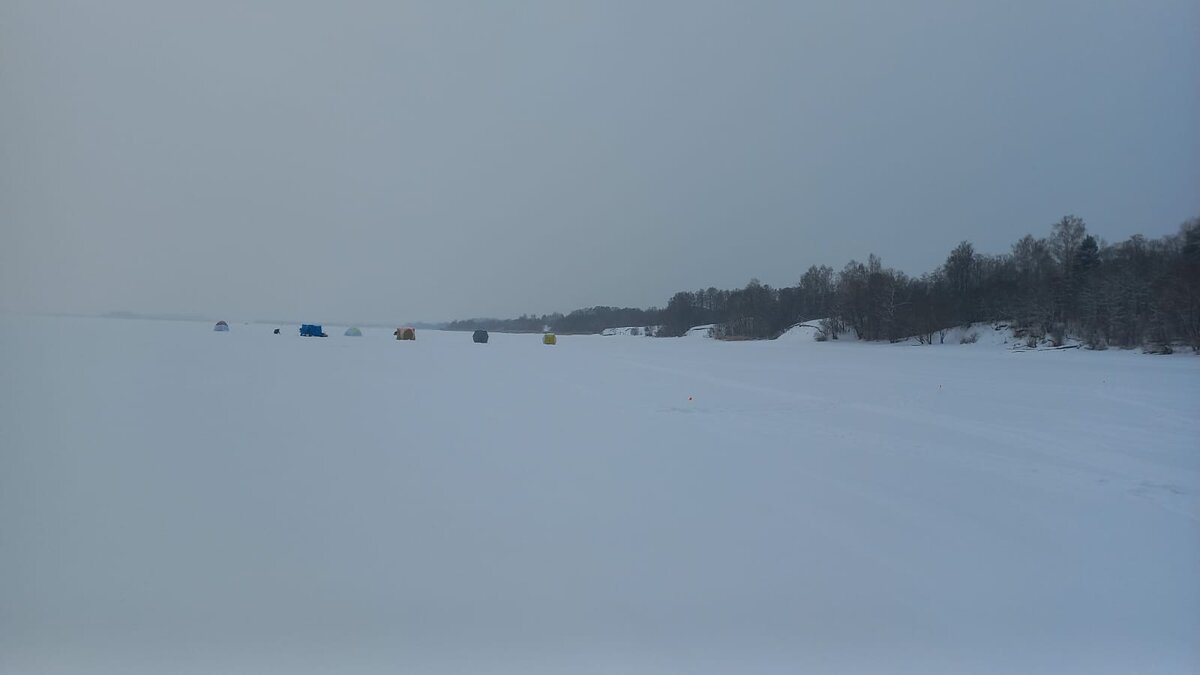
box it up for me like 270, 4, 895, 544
2, 315, 1198, 674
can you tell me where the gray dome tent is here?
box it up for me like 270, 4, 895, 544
344, 327, 363, 337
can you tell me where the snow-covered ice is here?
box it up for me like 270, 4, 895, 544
2, 315, 1197, 674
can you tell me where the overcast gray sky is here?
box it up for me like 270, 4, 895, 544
3, 0, 1198, 324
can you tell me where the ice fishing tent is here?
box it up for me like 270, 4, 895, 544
473, 329, 489, 344
395, 327, 416, 341
213, 321, 229, 332
300, 324, 327, 337
543, 333, 557, 345
344, 327, 363, 337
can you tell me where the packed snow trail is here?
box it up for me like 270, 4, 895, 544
2, 316, 1197, 674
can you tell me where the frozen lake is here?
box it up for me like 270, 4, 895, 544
2, 316, 1197, 674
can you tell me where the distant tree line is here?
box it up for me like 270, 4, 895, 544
448, 216, 1200, 351
446, 306, 662, 335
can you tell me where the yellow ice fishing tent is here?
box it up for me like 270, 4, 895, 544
543, 333, 557, 345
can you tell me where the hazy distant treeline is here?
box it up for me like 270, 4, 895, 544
445, 306, 662, 335
450, 216, 1200, 351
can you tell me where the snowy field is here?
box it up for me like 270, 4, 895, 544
2, 315, 1198, 674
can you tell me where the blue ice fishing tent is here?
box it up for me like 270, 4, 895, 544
299, 324, 327, 337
